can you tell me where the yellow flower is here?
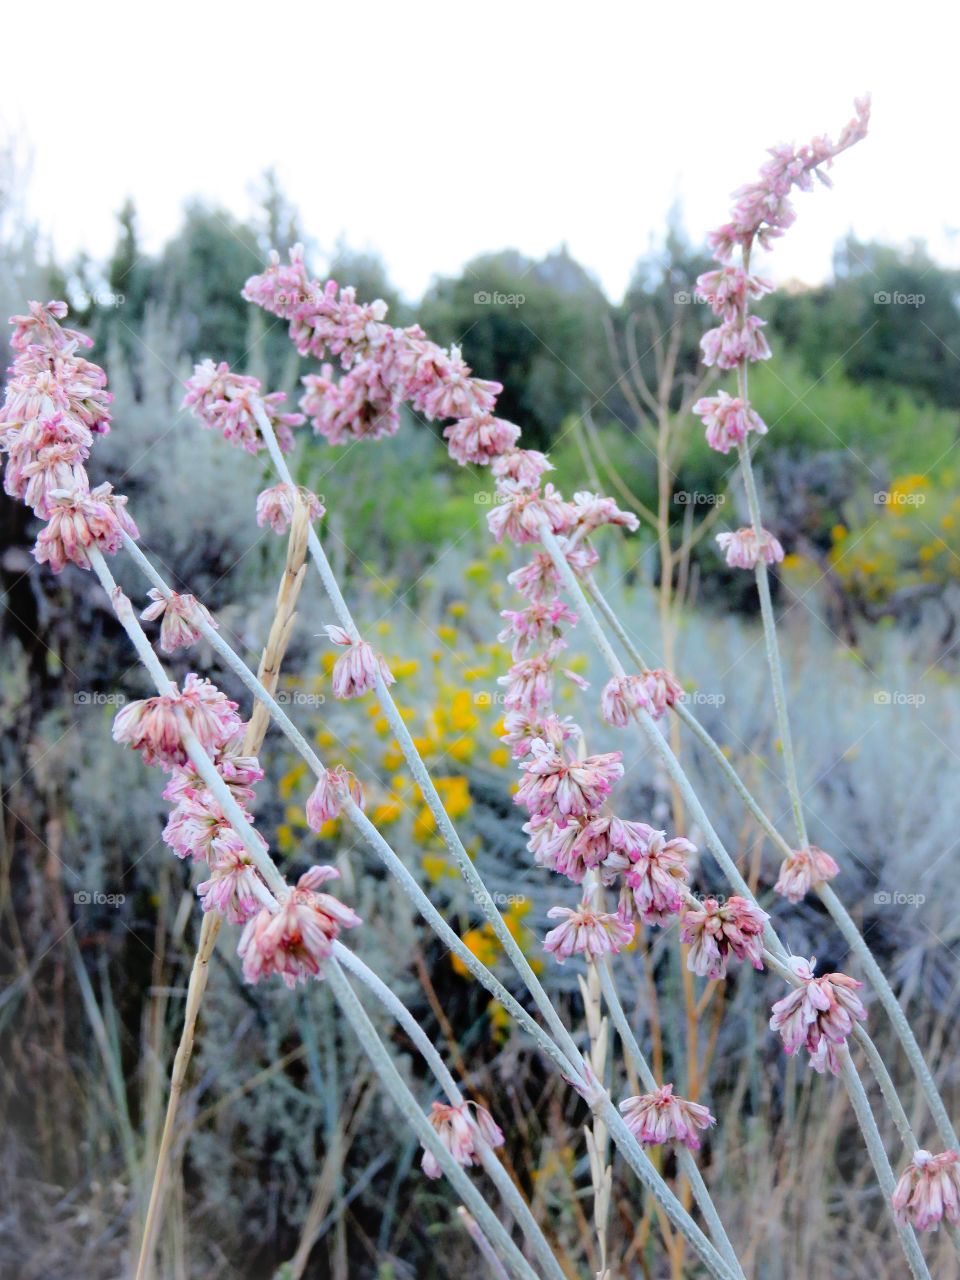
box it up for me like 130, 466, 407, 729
278, 761, 307, 800
422, 854, 449, 883
371, 797, 403, 825
447, 601, 468, 618
489, 746, 510, 769
414, 805, 437, 842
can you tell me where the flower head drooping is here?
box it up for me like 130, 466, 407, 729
140, 589, 217, 654
196, 832, 265, 923
565, 492, 640, 538
238, 865, 361, 988
617, 830, 694, 925
33, 486, 130, 572
700, 316, 772, 369
692, 391, 768, 455
716, 526, 784, 571
619, 1085, 716, 1150
255, 483, 325, 534
892, 1150, 960, 1232
515, 738, 623, 819
600, 675, 651, 727
497, 599, 577, 660
305, 766, 365, 830
491, 448, 553, 489
774, 845, 840, 903
419, 1101, 505, 1179
543, 895, 635, 963
113, 674, 241, 771
183, 359, 305, 455
443, 414, 520, 466
641, 668, 685, 719
769, 956, 867, 1075
323, 625, 395, 699
487, 482, 573, 545
680, 895, 768, 979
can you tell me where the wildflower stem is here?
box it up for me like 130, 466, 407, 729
333, 942, 568, 1280
325, 960, 543, 1280
596, 963, 744, 1279
458, 1208, 512, 1280
836, 1044, 932, 1280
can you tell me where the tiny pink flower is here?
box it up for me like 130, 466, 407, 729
322, 625, 395, 699
141, 589, 217, 653
500, 710, 579, 761
695, 268, 773, 320
113, 694, 188, 770
680, 895, 768, 979
516, 739, 623, 818
774, 845, 840, 903
543, 897, 635, 962
491, 449, 553, 489
33, 486, 125, 572
641, 668, 685, 719
700, 316, 772, 369
619, 1084, 715, 1150
238, 865, 361, 988
716, 526, 784, 570
443, 413, 520, 466
619, 831, 694, 925
420, 1101, 504, 1179
497, 599, 577, 660
255, 483, 325, 534
600, 675, 650, 727
692, 391, 768, 455
769, 956, 867, 1075
197, 832, 264, 923
566, 491, 640, 537
487, 482, 573, 545
305, 765, 365, 830
892, 1150, 960, 1232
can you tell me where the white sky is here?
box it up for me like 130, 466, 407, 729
3, 1, 957, 302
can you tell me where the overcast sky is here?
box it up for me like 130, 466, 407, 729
3, 1, 955, 302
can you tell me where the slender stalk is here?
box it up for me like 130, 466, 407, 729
326, 961, 542, 1280
596, 963, 744, 1279
334, 942, 567, 1280
836, 1045, 932, 1280
458, 1207, 512, 1280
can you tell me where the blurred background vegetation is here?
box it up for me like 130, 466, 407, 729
3, 143, 960, 1279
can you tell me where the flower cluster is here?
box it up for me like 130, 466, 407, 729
0, 300, 138, 571
774, 844, 840, 904
716, 526, 784, 571
680, 895, 768, 980
256, 482, 325, 534
891, 1150, 960, 1232
769, 957, 867, 1075
238, 866, 361, 988
419, 1101, 505, 1179
619, 1084, 716, 1150
182, 359, 305, 455
322, 624, 395, 699
141, 589, 218, 654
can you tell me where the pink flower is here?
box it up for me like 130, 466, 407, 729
183, 359, 305, 454
544, 897, 634, 962
178, 673, 243, 750
700, 315, 772, 369
600, 675, 650, 727
301, 360, 400, 445
680, 895, 768, 979
774, 845, 839, 903
695, 268, 773, 320
501, 711, 579, 760
197, 832, 264, 923
322, 625, 395, 699
255, 482, 325, 534
497, 599, 577, 660
516, 739, 623, 818
163, 789, 232, 861
420, 1101, 504, 1179
113, 693, 188, 770
487, 482, 572, 545
18, 437, 89, 516
716, 526, 784, 570
238, 865, 361, 988
506, 541, 597, 602
443, 414, 520, 466
566, 492, 640, 537
498, 650, 558, 715
305, 766, 365, 830
692, 391, 768, 454
491, 449, 553, 489
892, 1151, 960, 1232
641, 668, 685, 719
619, 1084, 715, 1150
619, 831, 693, 925
769, 957, 867, 1075
33, 486, 125, 572
140, 589, 217, 653
571, 814, 657, 874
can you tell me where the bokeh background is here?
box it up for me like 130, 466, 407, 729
3, 5, 960, 1277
